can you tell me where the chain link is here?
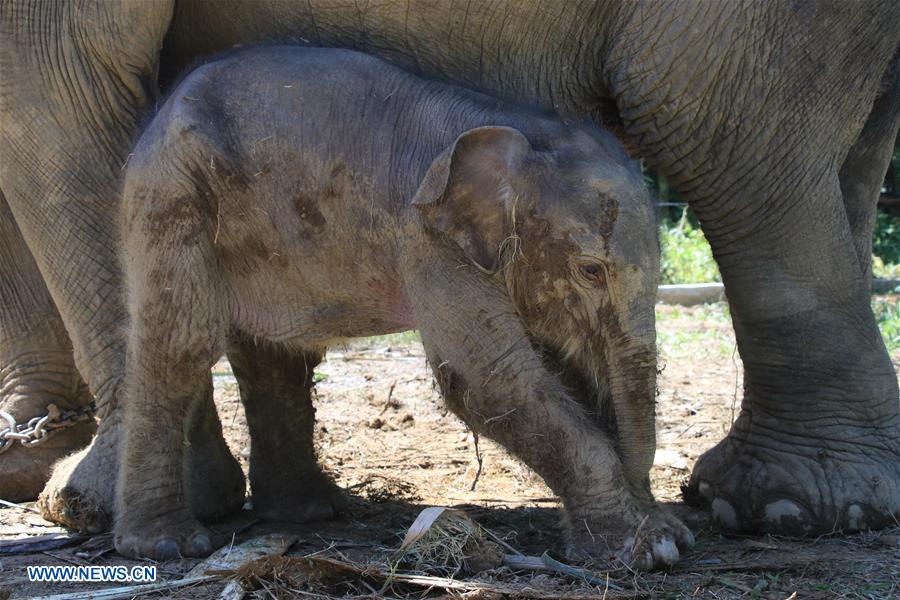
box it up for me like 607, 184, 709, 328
0, 403, 95, 454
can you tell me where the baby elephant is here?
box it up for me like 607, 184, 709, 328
117, 46, 692, 568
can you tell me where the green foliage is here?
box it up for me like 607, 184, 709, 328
873, 296, 900, 352
882, 134, 899, 196
658, 210, 721, 284
364, 331, 422, 345
872, 255, 900, 279
655, 303, 735, 359
873, 211, 900, 266
658, 208, 900, 283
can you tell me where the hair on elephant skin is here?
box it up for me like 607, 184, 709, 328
114, 46, 689, 568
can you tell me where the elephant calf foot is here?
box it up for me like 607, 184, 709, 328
685, 416, 900, 535
566, 499, 694, 570
252, 469, 348, 522
115, 508, 215, 560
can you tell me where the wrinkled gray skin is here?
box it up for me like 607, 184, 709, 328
0, 189, 95, 501
0, 0, 898, 557
115, 46, 685, 566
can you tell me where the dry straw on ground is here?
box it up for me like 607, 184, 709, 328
394, 507, 505, 576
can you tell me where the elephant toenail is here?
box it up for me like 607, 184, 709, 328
154, 538, 181, 560
843, 503, 868, 532
680, 528, 696, 548
698, 481, 713, 501
652, 538, 679, 566
187, 533, 213, 557
627, 548, 653, 571
711, 498, 738, 531
763, 499, 810, 534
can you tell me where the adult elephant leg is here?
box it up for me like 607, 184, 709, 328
681, 53, 900, 536
674, 142, 900, 534
226, 338, 345, 522
686, 175, 900, 533
1, 1, 241, 530
609, 1, 900, 537
838, 53, 900, 282
0, 190, 94, 502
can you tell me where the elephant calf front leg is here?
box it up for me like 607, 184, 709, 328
425, 339, 689, 569
409, 262, 692, 569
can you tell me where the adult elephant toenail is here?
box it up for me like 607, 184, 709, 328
711, 498, 738, 531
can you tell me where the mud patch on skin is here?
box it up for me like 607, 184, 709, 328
217, 233, 284, 275
292, 192, 327, 231
321, 161, 352, 202
596, 192, 618, 252
139, 197, 208, 247
504, 215, 618, 425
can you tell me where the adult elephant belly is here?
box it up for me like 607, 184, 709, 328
0, 0, 897, 545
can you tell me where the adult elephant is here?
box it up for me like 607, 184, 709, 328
1, 0, 898, 553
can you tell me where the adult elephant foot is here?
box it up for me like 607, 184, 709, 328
38, 414, 119, 533
0, 373, 95, 503
0, 417, 95, 503
686, 409, 900, 535
39, 382, 245, 532
0, 192, 97, 502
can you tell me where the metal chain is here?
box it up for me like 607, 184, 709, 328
0, 403, 96, 454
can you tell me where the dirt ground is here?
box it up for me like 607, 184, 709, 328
1, 301, 898, 599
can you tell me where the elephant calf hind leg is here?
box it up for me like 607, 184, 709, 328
183, 377, 246, 522
116, 182, 230, 559
227, 338, 345, 522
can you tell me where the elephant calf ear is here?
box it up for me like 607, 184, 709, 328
411, 126, 532, 272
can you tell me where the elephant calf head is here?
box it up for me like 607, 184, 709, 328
412, 125, 660, 491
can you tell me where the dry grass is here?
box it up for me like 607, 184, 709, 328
393, 507, 504, 577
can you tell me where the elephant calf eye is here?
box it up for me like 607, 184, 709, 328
580, 263, 606, 287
